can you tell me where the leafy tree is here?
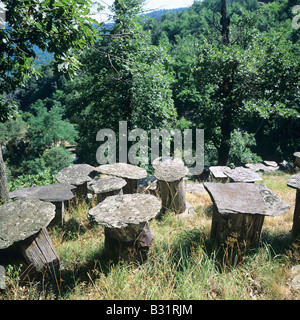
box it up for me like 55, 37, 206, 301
194, 0, 299, 165
63, 0, 177, 164
25, 102, 78, 157
0, 0, 102, 200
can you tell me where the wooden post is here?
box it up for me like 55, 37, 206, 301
158, 178, 186, 214
104, 222, 154, 263
95, 163, 147, 194
88, 194, 161, 264
287, 174, 300, 237
204, 182, 290, 252
210, 205, 265, 248
292, 190, 300, 236
154, 159, 189, 215
0, 199, 59, 281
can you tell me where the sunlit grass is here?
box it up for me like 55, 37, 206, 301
1, 171, 300, 300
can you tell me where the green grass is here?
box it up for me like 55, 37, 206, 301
1, 172, 300, 300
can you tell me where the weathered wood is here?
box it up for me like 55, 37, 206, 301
292, 190, 300, 237
210, 205, 265, 248
224, 167, 262, 183
154, 159, 189, 215
56, 164, 95, 198
0, 199, 58, 279
287, 173, 300, 236
95, 163, 147, 194
88, 194, 161, 263
158, 179, 186, 214
104, 222, 154, 263
204, 182, 290, 249
18, 228, 60, 280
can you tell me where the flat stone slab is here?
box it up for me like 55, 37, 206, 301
88, 194, 161, 228
152, 156, 184, 170
209, 166, 230, 179
88, 177, 127, 194
154, 161, 189, 182
287, 173, 300, 190
263, 161, 278, 167
294, 152, 300, 158
185, 183, 207, 195
204, 182, 290, 216
245, 163, 279, 172
224, 167, 263, 183
9, 183, 76, 202
56, 164, 95, 185
0, 199, 55, 249
95, 163, 147, 180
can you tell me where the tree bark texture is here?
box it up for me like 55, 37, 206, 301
158, 178, 186, 215
292, 190, 300, 237
0, 146, 9, 203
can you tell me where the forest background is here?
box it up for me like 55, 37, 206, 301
0, 0, 299, 191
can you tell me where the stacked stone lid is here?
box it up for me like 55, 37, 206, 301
56, 164, 95, 198
95, 163, 147, 194
204, 182, 290, 248
154, 157, 189, 215
9, 183, 76, 226
88, 176, 127, 202
224, 167, 263, 183
287, 173, 300, 236
0, 199, 59, 278
88, 193, 161, 263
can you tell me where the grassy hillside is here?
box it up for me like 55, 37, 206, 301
1, 172, 300, 300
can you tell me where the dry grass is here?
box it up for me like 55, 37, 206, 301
1, 171, 300, 300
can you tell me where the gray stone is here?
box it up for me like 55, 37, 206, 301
204, 182, 290, 217
0, 199, 55, 249
95, 163, 147, 180
88, 177, 127, 194
224, 167, 263, 183
263, 160, 278, 167
154, 160, 189, 182
152, 156, 184, 170
9, 183, 75, 202
287, 173, 300, 190
209, 166, 230, 179
245, 163, 279, 172
88, 194, 161, 228
56, 164, 95, 185
88, 194, 161, 263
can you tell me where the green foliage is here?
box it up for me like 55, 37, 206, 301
0, 0, 102, 122
62, 0, 177, 164
228, 129, 262, 166
20, 146, 74, 175
8, 169, 57, 192
25, 102, 78, 157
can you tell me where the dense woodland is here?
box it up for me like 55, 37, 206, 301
0, 0, 299, 193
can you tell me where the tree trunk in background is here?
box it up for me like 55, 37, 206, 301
0, 145, 9, 203
217, 0, 231, 166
